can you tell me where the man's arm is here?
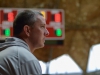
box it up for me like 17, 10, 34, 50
20, 60, 42, 75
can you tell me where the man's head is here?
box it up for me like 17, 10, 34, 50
13, 10, 49, 50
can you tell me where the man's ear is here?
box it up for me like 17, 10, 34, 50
23, 25, 30, 37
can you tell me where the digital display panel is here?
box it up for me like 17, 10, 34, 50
0, 8, 65, 41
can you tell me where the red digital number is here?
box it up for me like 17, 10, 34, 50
8, 12, 14, 22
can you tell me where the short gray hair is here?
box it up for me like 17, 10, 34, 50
13, 10, 43, 36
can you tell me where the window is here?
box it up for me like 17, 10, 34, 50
87, 44, 100, 73
40, 54, 83, 74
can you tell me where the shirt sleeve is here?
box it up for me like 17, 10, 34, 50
20, 60, 42, 75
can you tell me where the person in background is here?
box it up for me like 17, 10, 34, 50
0, 10, 49, 75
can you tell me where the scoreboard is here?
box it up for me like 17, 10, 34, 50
0, 8, 65, 41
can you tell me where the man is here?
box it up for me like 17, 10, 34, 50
0, 10, 49, 75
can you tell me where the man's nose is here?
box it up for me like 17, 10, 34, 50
45, 28, 49, 36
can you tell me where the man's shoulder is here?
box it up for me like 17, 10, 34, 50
0, 46, 33, 59
15, 46, 38, 62
0, 46, 38, 63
